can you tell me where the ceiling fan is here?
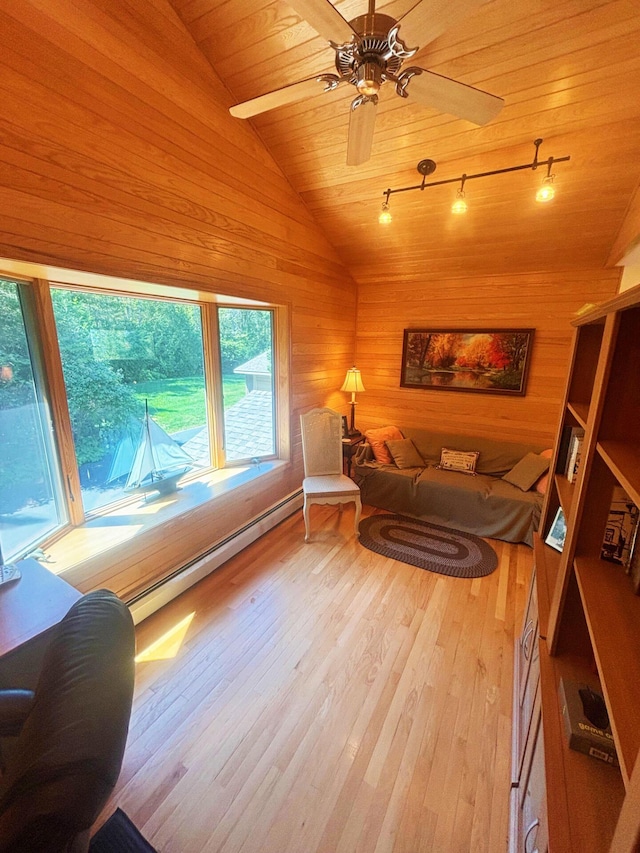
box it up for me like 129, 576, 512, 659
229, 0, 504, 166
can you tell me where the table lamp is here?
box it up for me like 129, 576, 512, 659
341, 367, 365, 436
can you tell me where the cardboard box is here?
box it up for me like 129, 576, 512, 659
558, 677, 618, 766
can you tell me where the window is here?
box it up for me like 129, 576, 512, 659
0, 260, 287, 574
218, 307, 275, 462
0, 278, 67, 561
51, 288, 211, 515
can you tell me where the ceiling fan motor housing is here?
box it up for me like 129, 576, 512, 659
335, 13, 403, 95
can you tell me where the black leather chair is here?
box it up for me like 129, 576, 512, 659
0, 589, 135, 853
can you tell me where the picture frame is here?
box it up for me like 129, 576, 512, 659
546, 507, 567, 552
400, 328, 534, 395
341, 415, 349, 438
600, 487, 639, 567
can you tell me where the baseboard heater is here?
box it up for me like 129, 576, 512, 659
127, 489, 303, 624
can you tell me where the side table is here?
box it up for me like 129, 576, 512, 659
342, 435, 364, 478
0, 558, 81, 689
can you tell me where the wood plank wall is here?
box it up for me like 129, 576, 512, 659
0, 0, 357, 598
355, 269, 621, 447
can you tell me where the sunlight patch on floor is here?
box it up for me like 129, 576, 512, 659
135, 611, 195, 662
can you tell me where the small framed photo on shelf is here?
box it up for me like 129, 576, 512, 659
341, 415, 349, 438
600, 487, 639, 568
546, 507, 567, 552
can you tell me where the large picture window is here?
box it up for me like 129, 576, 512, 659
0, 279, 67, 561
0, 260, 287, 570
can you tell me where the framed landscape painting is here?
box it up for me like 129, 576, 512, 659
400, 329, 534, 395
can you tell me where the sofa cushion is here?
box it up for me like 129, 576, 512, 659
365, 425, 403, 464
503, 452, 550, 491
402, 428, 544, 476
437, 447, 479, 475
535, 449, 554, 494
386, 438, 424, 469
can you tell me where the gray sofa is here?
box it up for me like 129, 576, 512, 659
353, 427, 547, 546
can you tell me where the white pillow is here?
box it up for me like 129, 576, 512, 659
437, 447, 479, 475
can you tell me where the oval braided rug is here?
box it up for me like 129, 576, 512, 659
358, 514, 498, 578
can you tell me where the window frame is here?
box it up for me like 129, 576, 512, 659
0, 259, 290, 559
0, 275, 71, 559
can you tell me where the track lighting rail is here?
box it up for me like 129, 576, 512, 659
379, 139, 571, 218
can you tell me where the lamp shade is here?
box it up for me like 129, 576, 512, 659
341, 367, 365, 393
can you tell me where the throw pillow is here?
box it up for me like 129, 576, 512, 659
386, 438, 425, 469
535, 449, 554, 495
365, 426, 403, 464
503, 452, 550, 491
437, 447, 479, 475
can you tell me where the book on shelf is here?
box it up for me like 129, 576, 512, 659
557, 424, 582, 475
566, 430, 585, 484
600, 486, 639, 568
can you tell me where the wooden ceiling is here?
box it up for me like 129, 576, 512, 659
169, 0, 640, 282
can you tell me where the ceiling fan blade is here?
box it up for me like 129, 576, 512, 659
406, 69, 503, 125
346, 97, 377, 166
288, 0, 358, 44
393, 0, 489, 52
230, 76, 335, 119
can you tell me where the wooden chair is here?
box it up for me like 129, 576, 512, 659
300, 407, 362, 542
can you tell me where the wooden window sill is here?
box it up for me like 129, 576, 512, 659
41, 460, 288, 578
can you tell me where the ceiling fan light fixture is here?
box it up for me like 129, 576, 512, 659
356, 61, 383, 96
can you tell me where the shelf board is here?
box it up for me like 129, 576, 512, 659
555, 473, 576, 517
597, 441, 640, 508
539, 643, 625, 852
567, 401, 589, 429
574, 555, 640, 786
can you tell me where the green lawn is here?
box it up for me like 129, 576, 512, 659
133, 375, 246, 434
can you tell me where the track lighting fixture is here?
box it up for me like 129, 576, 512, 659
536, 161, 556, 203
378, 190, 392, 224
378, 139, 570, 222
451, 176, 468, 214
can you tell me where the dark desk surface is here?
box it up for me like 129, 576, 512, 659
0, 558, 80, 660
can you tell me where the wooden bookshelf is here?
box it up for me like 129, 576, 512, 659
528, 283, 640, 852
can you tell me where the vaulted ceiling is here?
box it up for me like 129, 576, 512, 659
169, 0, 640, 282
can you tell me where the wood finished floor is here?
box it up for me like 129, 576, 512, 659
103, 505, 532, 852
